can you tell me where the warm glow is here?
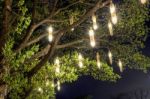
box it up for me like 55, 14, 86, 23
141, 0, 147, 4
71, 28, 74, 31
38, 87, 43, 93
78, 53, 83, 68
90, 40, 96, 47
118, 59, 123, 72
56, 66, 60, 73
47, 26, 53, 42
111, 14, 118, 24
108, 50, 112, 64
89, 29, 96, 47
108, 21, 113, 36
70, 16, 74, 31
93, 23, 98, 30
96, 52, 101, 69
92, 14, 97, 23
92, 14, 98, 30
110, 3, 116, 14
57, 81, 60, 91
55, 58, 60, 65
55, 58, 60, 73
110, 2, 118, 24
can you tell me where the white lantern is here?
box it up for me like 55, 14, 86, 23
96, 52, 101, 69
141, 0, 147, 4
118, 59, 123, 72
47, 26, 53, 42
89, 29, 96, 47
55, 58, 60, 73
108, 21, 113, 36
78, 53, 83, 68
57, 81, 61, 91
108, 50, 113, 64
92, 14, 98, 30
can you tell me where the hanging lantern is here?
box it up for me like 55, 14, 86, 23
55, 58, 60, 73
111, 14, 118, 25
108, 21, 113, 36
70, 16, 74, 31
78, 53, 83, 68
92, 14, 98, 30
141, 0, 147, 4
110, 2, 117, 24
96, 52, 101, 69
89, 28, 96, 47
110, 3, 116, 14
118, 59, 123, 72
47, 26, 53, 42
57, 81, 61, 91
108, 50, 113, 65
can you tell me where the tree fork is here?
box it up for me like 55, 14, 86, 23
27, 0, 111, 78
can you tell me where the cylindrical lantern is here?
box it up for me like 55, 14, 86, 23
96, 52, 101, 69
89, 29, 96, 47
47, 26, 53, 42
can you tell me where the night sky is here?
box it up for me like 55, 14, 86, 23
56, 37, 150, 99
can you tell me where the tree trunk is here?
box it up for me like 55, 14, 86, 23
0, 0, 12, 98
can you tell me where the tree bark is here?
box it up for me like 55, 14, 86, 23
0, 0, 12, 98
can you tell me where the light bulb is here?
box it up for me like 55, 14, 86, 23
55, 58, 60, 73
108, 21, 113, 36
71, 28, 74, 31
56, 66, 60, 73
47, 26, 53, 42
57, 81, 60, 91
118, 59, 123, 72
78, 53, 83, 68
89, 29, 96, 47
79, 61, 83, 68
55, 58, 59, 65
89, 29, 94, 36
92, 14, 98, 30
38, 87, 43, 93
141, 0, 147, 4
110, 3, 116, 14
96, 52, 101, 69
93, 23, 98, 30
111, 14, 117, 24
108, 50, 112, 64
92, 14, 97, 23
90, 40, 96, 47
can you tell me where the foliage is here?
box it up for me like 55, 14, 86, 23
0, 0, 149, 99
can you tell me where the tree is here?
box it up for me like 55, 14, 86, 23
0, 0, 149, 99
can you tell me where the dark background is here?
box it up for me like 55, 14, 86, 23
56, 37, 150, 99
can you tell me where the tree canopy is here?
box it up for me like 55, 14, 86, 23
0, 0, 149, 99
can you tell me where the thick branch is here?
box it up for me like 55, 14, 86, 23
27, 0, 111, 78
15, 20, 63, 52
0, 0, 12, 56
25, 40, 83, 63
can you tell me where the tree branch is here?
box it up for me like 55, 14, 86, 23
56, 39, 84, 49
53, 0, 81, 16
27, 0, 111, 78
